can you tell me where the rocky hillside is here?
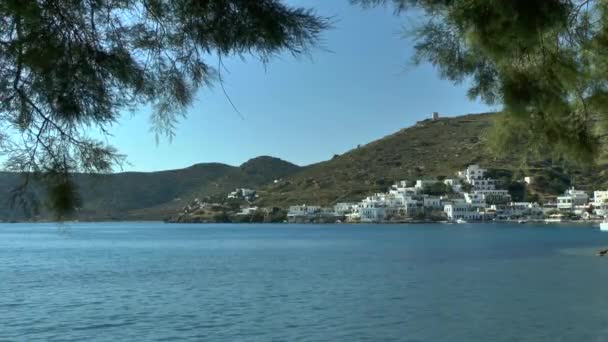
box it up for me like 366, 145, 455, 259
255, 113, 606, 207
2, 112, 605, 221
0, 156, 300, 221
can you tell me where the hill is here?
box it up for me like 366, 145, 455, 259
0, 156, 300, 221
255, 113, 606, 207
1, 112, 605, 221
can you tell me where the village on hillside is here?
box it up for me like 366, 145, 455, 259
163, 113, 608, 224
286, 164, 608, 224
170, 164, 608, 224
284, 164, 608, 224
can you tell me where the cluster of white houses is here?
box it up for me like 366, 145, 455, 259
227, 188, 257, 201
287, 164, 608, 223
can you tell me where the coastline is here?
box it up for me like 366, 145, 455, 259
161, 219, 604, 226
0, 217, 602, 226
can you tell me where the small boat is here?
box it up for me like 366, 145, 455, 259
600, 217, 608, 231
455, 218, 468, 224
518, 219, 527, 224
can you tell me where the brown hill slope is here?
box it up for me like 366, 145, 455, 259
0, 156, 300, 221
256, 113, 605, 207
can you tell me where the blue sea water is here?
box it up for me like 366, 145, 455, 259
2, 222, 608, 341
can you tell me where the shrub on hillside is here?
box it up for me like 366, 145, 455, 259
422, 183, 453, 196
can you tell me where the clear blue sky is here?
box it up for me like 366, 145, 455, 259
108, 0, 492, 172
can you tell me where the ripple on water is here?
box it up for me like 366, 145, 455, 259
2, 222, 608, 341
558, 247, 604, 256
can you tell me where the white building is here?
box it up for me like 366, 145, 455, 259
464, 192, 486, 208
359, 196, 387, 222
237, 207, 259, 216
490, 202, 543, 219
469, 178, 496, 190
389, 181, 417, 196
287, 205, 335, 223
402, 198, 420, 216
288, 205, 321, 217
358, 192, 421, 222
334, 202, 358, 216
227, 188, 257, 200
458, 165, 487, 183
594, 191, 608, 206
477, 189, 511, 203
444, 203, 481, 221
360, 206, 386, 222
594, 191, 608, 216
557, 188, 589, 211
464, 190, 511, 208
423, 196, 442, 209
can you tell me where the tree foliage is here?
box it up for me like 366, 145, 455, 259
355, 0, 608, 163
0, 0, 328, 218
421, 182, 452, 195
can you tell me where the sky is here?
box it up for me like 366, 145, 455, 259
107, 0, 492, 172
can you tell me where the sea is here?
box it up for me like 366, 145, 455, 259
2, 222, 608, 341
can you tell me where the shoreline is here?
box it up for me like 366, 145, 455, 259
0, 219, 602, 226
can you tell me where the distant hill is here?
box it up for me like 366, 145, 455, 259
255, 113, 607, 207
0, 156, 300, 221
1, 112, 605, 221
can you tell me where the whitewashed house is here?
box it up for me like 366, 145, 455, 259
557, 188, 589, 211
423, 196, 442, 209
360, 207, 385, 222
359, 196, 387, 222
464, 189, 511, 209
358, 191, 422, 222
444, 203, 481, 221
593, 191, 608, 216
469, 178, 496, 190
389, 182, 417, 196
227, 188, 257, 200
288, 205, 336, 223
334, 202, 357, 216
458, 165, 487, 183
464, 192, 487, 208
490, 202, 543, 219
392, 194, 419, 217
474, 189, 511, 204
594, 191, 608, 206
403, 197, 420, 216
237, 207, 259, 216
288, 205, 321, 217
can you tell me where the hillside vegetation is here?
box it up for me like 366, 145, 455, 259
0, 156, 300, 221
0, 113, 604, 221
256, 113, 606, 207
